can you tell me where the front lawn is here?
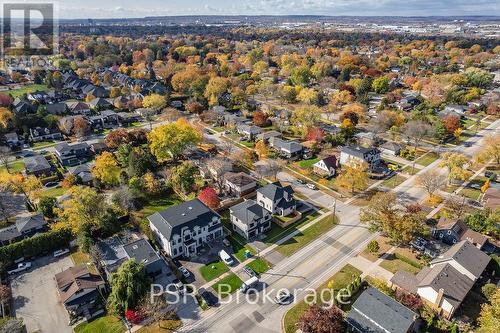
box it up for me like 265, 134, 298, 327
381, 174, 406, 189
0, 160, 25, 173
246, 258, 271, 275
263, 211, 320, 245
283, 264, 361, 333
228, 234, 255, 262
74, 315, 124, 333
7, 84, 48, 98
240, 140, 255, 148
298, 157, 320, 169
275, 214, 337, 257
415, 152, 439, 167
380, 252, 422, 275
199, 261, 230, 282
211, 273, 243, 298
41, 187, 66, 198
32, 140, 57, 149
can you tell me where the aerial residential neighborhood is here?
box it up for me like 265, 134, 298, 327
0, 2, 499, 333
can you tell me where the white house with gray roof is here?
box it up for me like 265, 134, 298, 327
230, 200, 272, 239
147, 199, 223, 258
390, 240, 490, 319
340, 145, 381, 169
256, 182, 296, 217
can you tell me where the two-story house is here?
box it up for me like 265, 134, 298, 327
54, 142, 92, 166
230, 200, 272, 239
24, 155, 54, 177
29, 127, 63, 142
223, 172, 257, 197
55, 265, 105, 318
148, 199, 223, 258
0, 213, 47, 246
256, 182, 296, 217
390, 240, 490, 319
432, 217, 488, 250
340, 145, 381, 170
236, 124, 262, 141
269, 137, 310, 160
313, 156, 338, 178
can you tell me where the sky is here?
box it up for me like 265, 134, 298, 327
36, 0, 500, 19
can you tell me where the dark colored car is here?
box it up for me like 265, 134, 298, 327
243, 266, 257, 277
198, 288, 219, 307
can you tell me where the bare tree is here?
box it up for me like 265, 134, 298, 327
0, 146, 11, 174
370, 110, 395, 136
206, 157, 233, 191
445, 195, 468, 219
416, 170, 446, 198
139, 292, 175, 329
402, 120, 433, 172
219, 140, 235, 156
267, 159, 285, 181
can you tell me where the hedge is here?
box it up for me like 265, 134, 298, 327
0, 229, 72, 268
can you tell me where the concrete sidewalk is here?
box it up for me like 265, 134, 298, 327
349, 249, 395, 283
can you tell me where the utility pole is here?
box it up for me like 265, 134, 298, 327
332, 198, 337, 223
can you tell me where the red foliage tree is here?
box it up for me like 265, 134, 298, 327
339, 84, 355, 95
198, 187, 220, 209
125, 309, 144, 325
129, 128, 149, 144
297, 305, 345, 333
486, 103, 499, 115
364, 68, 382, 77
105, 128, 131, 149
186, 101, 205, 114
442, 114, 461, 134
306, 127, 325, 143
0, 93, 12, 107
253, 111, 268, 127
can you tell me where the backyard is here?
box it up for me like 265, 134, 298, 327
7, 84, 48, 98
0, 160, 25, 173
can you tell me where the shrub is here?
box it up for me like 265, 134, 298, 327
367, 240, 380, 254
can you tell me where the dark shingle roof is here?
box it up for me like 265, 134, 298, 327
341, 145, 378, 158
257, 181, 294, 201
24, 155, 51, 173
147, 199, 220, 240
224, 172, 256, 187
431, 240, 490, 279
417, 263, 473, 309
123, 239, 161, 266
230, 200, 270, 225
15, 213, 46, 233
347, 287, 417, 333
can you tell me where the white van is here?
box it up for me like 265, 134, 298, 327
240, 276, 259, 293
219, 250, 234, 266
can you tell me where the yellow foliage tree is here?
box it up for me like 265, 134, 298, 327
92, 152, 120, 186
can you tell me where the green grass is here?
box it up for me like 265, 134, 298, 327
199, 261, 230, 282
263, 211, 320, 245
74, 315, 124, 333
381, 174, 406, 189
212, 126, 225, 133
228, 234, 255, 262
401, 165, 420, 175
41, 187, 66, 197
240, 140, 255, 148
32, 140, 57, 149
275, 214, 337, 257
7, 84, 48, 98
415, 152, 439, 167
380, 254, 421, 275
246, 258, 271, 275
283, 264, 362, 333
136, 319, 182, 333
299, 157, 320, 169
211, 273, 243, 298
135, 196, 182, 219
0, 160, 25, 173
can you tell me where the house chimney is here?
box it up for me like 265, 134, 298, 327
434, 288, 444, 311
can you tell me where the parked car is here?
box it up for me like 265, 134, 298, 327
44, 181, 59, 188
296, 179, 305, 184
243, 266, 257, 277
198, 287, 219, 307
8, 262, 32, 275
173, 280, 185, 294
306, 183, 317, 190
222, 238, 231, 247
178, 266, 191, 278
219, 250, 234, 266
485, 170, 497, 181
469, 183, 481, 190
53, 248, 70, 257
275, 289, 292, 304
39, 150, 48, 155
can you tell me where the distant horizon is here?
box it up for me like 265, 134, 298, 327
19, 0, 500, 20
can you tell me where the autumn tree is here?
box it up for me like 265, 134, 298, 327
254, 140, 269, 160
361, 192, 425, 244
334, 161, 368, 194
439, 152, 471, 184
253, 111, 268, 127
204, 77, 230, 106
198, 187, 220, 209
171, 161, 198, 194
475, 134, 500, 165
477, 287, 500, 333
291, 106, 321, 137
73, 116, 89, 138
0, 107, 14, 131
372, 76, 390, 93
297, 305, 345, 333
0, 172, 41, 209
442, 114, 461, 134
143, 94, 167, 111
148, 118, 202, 161
92, 152, 120, 187
105, 128, 130, 149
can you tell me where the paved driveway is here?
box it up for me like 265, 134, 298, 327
10, 255, 74, 333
